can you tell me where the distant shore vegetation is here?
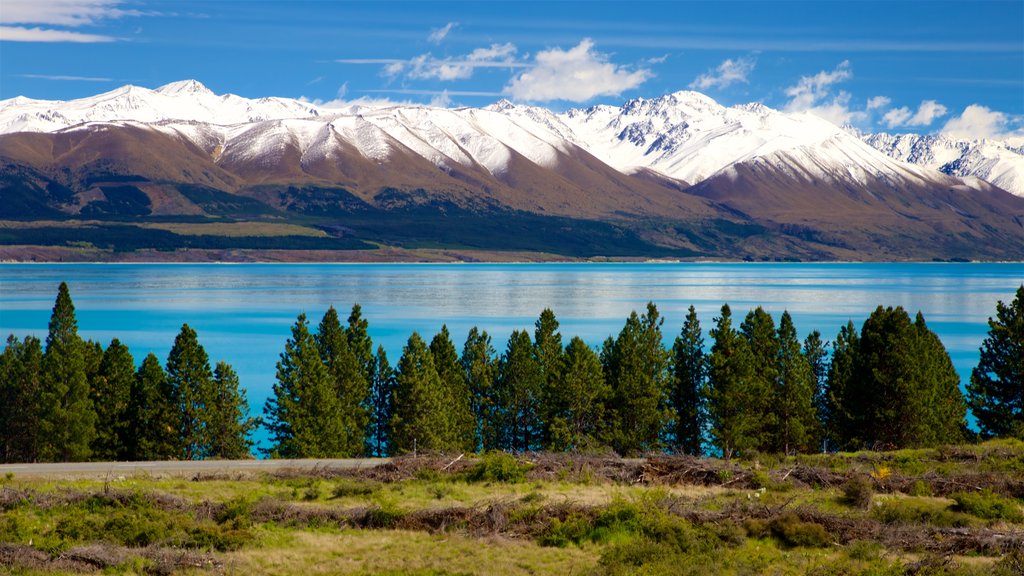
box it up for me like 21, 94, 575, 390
1, 282, 1022, 463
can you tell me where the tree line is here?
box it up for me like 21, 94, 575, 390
1, 283, 1021, 462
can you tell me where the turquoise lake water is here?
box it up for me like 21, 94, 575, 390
1, 263, 1021, 450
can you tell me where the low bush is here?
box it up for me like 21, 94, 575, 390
951, 489, 1024, 522
331, 479, 380, 499
744, 514, 830, 548
842, 475, 874, 509
871, 498, 973, 528
465, 452, 531, 484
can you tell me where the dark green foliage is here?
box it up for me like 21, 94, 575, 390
368, 345, 395, 457
463, 328, 499, 452
430, 325, 476, 452
546, 336, 608, 452
739, 307, 778, 452
391, 332, 449, 453
126, 353, 180, 460
707, 304, 756, 459
317, 307, 369, 457
39, 282, 96, 462
829, 307, 967, 450
744, 514, 831, 548
465, 452, 531, 483
968, 285, 1024, 439
346, 304, 376, 391
803, 330, 829, 450
951, 489, 1024, 522
265, 313, 349, 458
206, 362, 258, 459
496, 330, 544, 452
670, 306, 706, 456
773, 311, 818, 454
602, 302, 670, 456
534, 309, 565, 449
166, 324, 214, 459
0, 335, 43, 462
90, 339, 135, 461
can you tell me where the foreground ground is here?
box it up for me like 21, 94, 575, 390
2, 441, 1023, 575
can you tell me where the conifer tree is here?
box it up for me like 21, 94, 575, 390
968, 285, 1024, 439
602, 303, 670, 456
773, 311, 817, 454
430, 325, 475, 451
547, 336, 608, 451
166, 323, 214, 460
534, 309, 565, 447
40, 282, 96, 462
740, 307, 779, 452
914, 312, 967, 445
496, 330, 544, 452
670, 306, 706, 456
391, 332, 448, 453
317, 307, 369, 457
707, 304, 755, 459
90, 339, 135, 461
206, 361, 258, 458
368, 345, 395, 457
126, 353, 179, 460
825, 321, 859, 448
0, 335, 43, 463
462, 327, 499, 451
346, 304, 376, 388
802, 330, 829, 449
264, 314, 348, 458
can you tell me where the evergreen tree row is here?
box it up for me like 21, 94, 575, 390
0, 283, 258, 463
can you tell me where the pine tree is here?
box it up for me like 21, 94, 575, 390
914, 312, 966, 445
90, 339, 135, 461
802, 330, 829, 450
166, 324, 214, 460
968, 285, 1024, 439
462, 327, 498, 451
317, 307, 369, 457
547, 336, 608, 451
496, 330, 544, 452
206, 362, 258, 458
0, 335, 43, 462
368, 345, 395, 457
773, 311, 817, 454
346, 304, 376, 388
825, 321, 859, 448
126, 353, 180, 460
430, 325, 475, 451
264, 313, 348, 458
670, 306, 706, 456
39, 282, 96, 462
707, 304, 756, 459
740, 307, 779, 452
534, 309, 564, 448
391, 332, 448, 453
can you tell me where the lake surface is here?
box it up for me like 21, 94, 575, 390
2, 263, 1021, 450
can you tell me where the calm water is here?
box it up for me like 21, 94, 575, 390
1, 263, 1021, 449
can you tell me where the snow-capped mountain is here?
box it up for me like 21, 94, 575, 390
2, 81, 1023, 260
859, 131, 1024, 198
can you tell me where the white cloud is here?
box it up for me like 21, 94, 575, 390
0, 25, 114, 42
866, 96, 891, 110
941, 105, 1018, 140
782, 61, 866, 126
19, 73, 112, 81
882, 99, 948, 128
368, 43, 522, 81
336, 82, 349, 99
646, 54, 669, 64
689, 56, 756, 90
0, 0, 151, 42
428, 22, 457, 44
430, 90, 453, 108
505, 38, 652, 102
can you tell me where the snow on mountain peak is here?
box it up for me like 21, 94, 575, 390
155, 79, 214, 97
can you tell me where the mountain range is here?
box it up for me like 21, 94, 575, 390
1, 80, 1022, 261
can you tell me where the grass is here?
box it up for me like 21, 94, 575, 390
3, 442, 1023, 575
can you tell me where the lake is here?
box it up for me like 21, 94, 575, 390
1, 263, 1021, 450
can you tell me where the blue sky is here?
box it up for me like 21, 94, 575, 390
1, 0, 1022, 136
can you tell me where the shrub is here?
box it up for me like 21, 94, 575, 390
951, 489, 1024, 522
331, 479, 379, 499
465, 452, 531, 484
871, 498, 973, 528
845, 539, 883, 561
842, 475, 874, 509
908, 480, 933, 497
744, 514, 830, 548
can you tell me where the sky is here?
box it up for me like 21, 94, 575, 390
1, 0, 1022, 137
